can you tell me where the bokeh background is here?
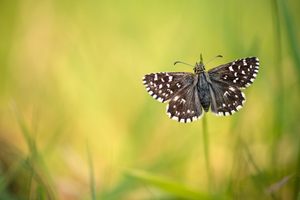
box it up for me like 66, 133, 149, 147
0, 0, 300, 199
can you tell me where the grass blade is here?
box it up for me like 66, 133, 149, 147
202, 115, 213, 192
126, 169, 224, 200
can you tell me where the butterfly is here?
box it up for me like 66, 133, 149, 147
142, 55, 259, 123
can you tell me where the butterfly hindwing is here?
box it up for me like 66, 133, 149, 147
142, 72, 194, 102
209, 82, 246, 116
208, 57, 259, 89
166, 83, 203, 123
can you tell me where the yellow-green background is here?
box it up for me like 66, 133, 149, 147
0, 0, 300, 199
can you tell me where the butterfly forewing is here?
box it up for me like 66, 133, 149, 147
142, 72, 194, 102
208, 57, 259, 88
167, 81, 203, 123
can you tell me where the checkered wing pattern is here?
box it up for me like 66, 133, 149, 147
143, 72, 202, 123
208, 57, 258, 116
166, 85, 203, 123
208, 57, 259, 88
209, 84, 246, 116
142, 72, 194, 103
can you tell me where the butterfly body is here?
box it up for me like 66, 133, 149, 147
143, 57, 259, 123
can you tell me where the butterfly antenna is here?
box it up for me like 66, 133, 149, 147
173, 61, 194, 67
206, 55, 223, 65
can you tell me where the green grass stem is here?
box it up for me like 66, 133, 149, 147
271, 0, 284, 172
202, 115, 213, 192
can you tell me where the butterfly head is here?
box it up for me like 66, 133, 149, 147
194, 54, 205, 74
194, 62, 205, 74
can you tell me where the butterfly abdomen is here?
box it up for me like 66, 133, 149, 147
197, 73, 211, 112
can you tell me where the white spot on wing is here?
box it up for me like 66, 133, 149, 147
224, 91, 229, 96
171, 116, 179, 121
241, 92, 246, 99
167, 89, 173, 94
229, 87, 235, 92
166, 104, 170, 112
157, 97, 163, 102
173, 96, 179, 101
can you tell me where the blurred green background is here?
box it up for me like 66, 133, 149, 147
0, 0, 300, 199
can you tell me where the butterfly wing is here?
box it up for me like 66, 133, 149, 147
142, 72, 194, 102
143, 72, 202, 123
209, 82, 246, 116
207, 57, 258, 116
208, 57, 259, 88
167, 85, 203, 123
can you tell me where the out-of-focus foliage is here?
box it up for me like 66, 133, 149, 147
0, 0, 299, 199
